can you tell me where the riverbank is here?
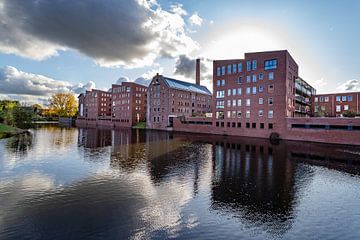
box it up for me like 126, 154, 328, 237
0, 123, 28, 139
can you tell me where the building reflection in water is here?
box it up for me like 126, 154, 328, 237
76, 127, 360, 236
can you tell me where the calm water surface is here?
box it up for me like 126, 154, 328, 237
1, 125, 360, 240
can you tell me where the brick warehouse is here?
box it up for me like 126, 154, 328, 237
312, 92, 360, 117
146, 72, 212, 130
77, 82, 147, 127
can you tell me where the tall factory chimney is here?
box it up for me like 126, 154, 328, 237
196, 58, 200, 85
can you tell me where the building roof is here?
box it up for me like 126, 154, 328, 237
163, 77, 212, 95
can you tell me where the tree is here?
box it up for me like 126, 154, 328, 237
49, 93, 78, 117
342, 110, 358, 118
12, 106, 34, 129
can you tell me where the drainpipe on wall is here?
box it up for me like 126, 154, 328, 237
196, 58, 200, 85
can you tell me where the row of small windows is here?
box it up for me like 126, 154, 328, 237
314, 105, 351, 113
215, 121, 274, 129
215, 109, 274, 119
216, 97, 274, 108
216, 72, 274, 87
315, 95, 353, 102
216, 59, 277, 76
215, 85, 274, 98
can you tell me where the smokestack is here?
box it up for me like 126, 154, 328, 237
196, 58, 200, 85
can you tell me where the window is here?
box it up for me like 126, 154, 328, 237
247, 61, 251, 71
246, 99, 251, 106
252, 60, 257, 70
268, 110, 274, 118
252, 74, 257, 82
268, 97, 273, 105
269, 72, 274, 80
246, 87, 251, 94
221, 79, 225, 86
238, 77, 242, 84
237, 99, 242, 106
268, 85, 274, 92
319, 96, 324, 102
232, 99, 236, 107
325, 97, 329, 102
264, 59, 278, 70
228, 65, 232, 74
217, 67, 220, 76
233, 64, 237, 73
344, 105, 349, 111
227, 100, 231, 107
315, 97, 318, 102
260, 123, 264, 129
259, 110, 264, 117
336, 96, 341, 101
246, 110, 250, 118
232, 88, 237, 95
348, 95, 353, 101
237, 122, 242, 128
259, 85, 264, 92
314, 106, 319, 112
237, 88, 242, 95
232, 122, 236, 127
216, 80, 220, 86
222, 66, 225, 76
259, 98, 264, 105
259, 73, 263, 80
342, 96, 347, 101
238, 63, 243, 72
252, 86, 257, 94
246, 122, 250, 128
228, 89, 231, 96
216, 90, 225, 98
237, 111, 242, 118
232, 111, 236, 118
246, 76, 251, 83
269, 123, 273, 129
336, 105, 341, 112
227, 111, 231, 118
216, 111, 224, 119
252, 123, 256, 128
216, 100, 225, 109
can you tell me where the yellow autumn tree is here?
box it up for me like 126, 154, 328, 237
49, 93, 78, 117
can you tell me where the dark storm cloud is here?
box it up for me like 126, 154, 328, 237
0, 0, 198, 67
174, 55, 212, 80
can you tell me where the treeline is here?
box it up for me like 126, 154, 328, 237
0, 93, 78, 129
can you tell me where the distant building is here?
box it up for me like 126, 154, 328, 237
146, 73, 212, 130
78, 89, 112, 122
294, 77, 316, 117
111, 82, 147, 127
312, 92, 360, 117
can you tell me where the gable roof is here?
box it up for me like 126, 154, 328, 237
163, 77, 212, 95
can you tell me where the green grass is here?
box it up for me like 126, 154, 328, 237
132, 121, 146, 129
0, 123, 23, 139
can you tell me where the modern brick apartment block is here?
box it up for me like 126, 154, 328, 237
78, 89, 112, 121
147, 74, 212, 130
212, 50, 302, 137
295, 77, 316, 117
312, 92, 360, 117
111, 82, 147, 127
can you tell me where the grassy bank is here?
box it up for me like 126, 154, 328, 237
0, 123, 26, 139
132, 122, 146, 129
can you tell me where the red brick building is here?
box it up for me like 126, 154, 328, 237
312, 92, 360, 117
111, 82, 147, 127
78, 89, 112, 122
212, 50, 301, 138
146, 74, 212, 130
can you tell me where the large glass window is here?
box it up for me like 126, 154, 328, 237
247, 61, 251, 71
216, 100, 224, 109
216, 90, 225, 98
252, 60, 257, 70
264, 59, 278, 70
238, 63, 242, 72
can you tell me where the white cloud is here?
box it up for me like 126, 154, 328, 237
170, 3, 187, 16
189, 13, 203, 26
0, 66, 95, 104
337, 79, 360, 92
0, 0, 198, 68
312, 77, 328, 89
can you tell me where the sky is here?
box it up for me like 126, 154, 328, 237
0, 0, 359, 104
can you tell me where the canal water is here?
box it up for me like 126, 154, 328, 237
0, 125, 360, 240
